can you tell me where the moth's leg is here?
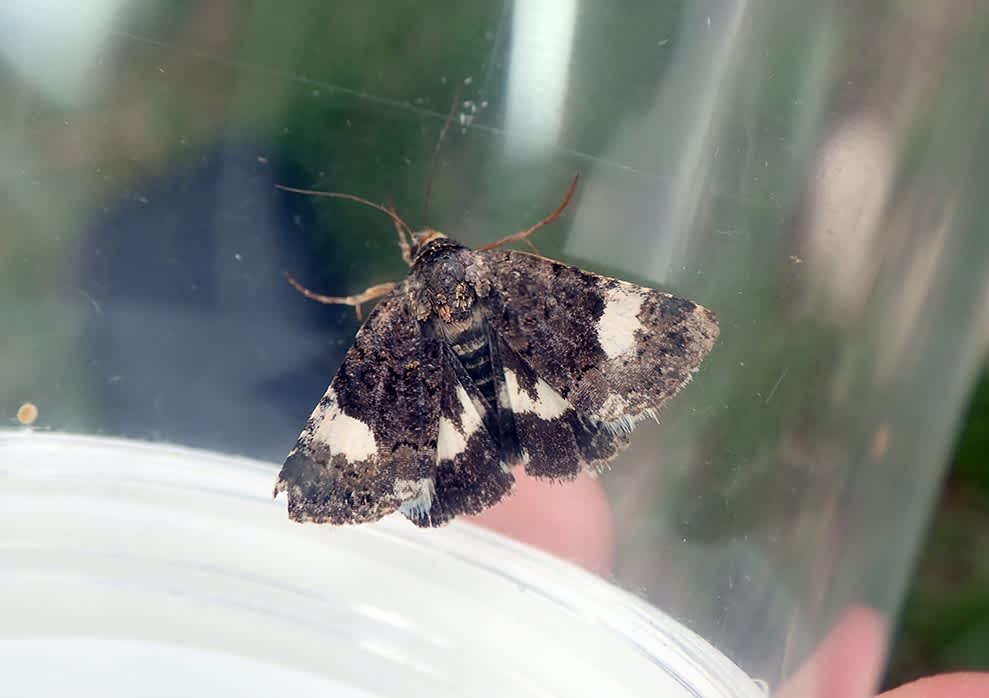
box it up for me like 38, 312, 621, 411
387, 198, 413, 266
285, 273, 396, 321
479, 173, 580, 252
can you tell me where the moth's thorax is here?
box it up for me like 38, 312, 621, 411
408, 237, 489, 324
410, 228, 446, 256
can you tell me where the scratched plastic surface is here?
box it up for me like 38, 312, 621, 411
0, 433, 764, 698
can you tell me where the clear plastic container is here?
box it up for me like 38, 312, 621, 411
3, 3, 988, 696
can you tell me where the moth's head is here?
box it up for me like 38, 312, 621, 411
410, 229, 447, 257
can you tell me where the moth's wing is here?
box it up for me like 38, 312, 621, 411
478, 249, 719, 428
422, 344, 515, 526
275, 286, 444, 525
490, 331, 629, 479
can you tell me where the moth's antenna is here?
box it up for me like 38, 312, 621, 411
276, 184, 415, 240
423, 86, 462, 228
479, 173, 581, 251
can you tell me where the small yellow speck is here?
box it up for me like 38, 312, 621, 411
17, 402, 38, 425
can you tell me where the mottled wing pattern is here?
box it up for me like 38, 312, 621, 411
277, 244, 718, 526
275, 287, 444, 525
478, 249, 719, 430
492, 333, 629, 479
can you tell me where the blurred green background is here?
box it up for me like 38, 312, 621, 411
888, 371, 989, 687
1, 0, 986, 690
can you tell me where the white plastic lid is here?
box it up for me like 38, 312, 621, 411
1, 431, 764, 697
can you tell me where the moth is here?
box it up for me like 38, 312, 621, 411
274, 175, 719, 528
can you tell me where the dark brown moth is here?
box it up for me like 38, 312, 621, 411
274, 123, 718, 528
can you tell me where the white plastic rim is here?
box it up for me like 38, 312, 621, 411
0, 431, 764, 698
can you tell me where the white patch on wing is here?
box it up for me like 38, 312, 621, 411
437, 416, 467, 461
312, 393, 377, 461
437, 384, 484, 462
597, 285, 646, 359
503, 368, 571, 420
395, 477, 436, 519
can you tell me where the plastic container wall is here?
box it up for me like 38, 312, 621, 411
3, 2, 988, 695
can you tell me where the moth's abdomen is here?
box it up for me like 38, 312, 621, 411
449, 324, 497, 409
